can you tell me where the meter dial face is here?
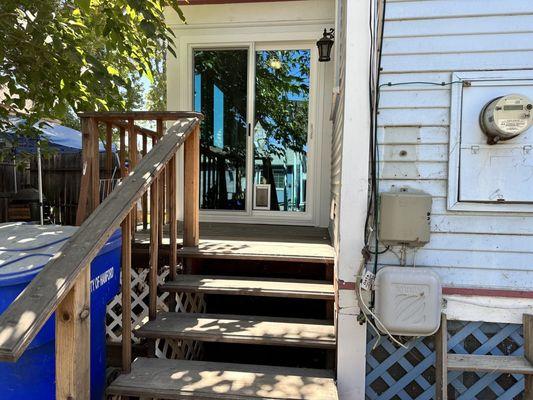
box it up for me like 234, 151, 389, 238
480, 94, 533, 143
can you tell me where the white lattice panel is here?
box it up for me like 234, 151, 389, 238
106, 267, 169, 344
106, 267, 206, 360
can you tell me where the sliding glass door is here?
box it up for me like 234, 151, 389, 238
194, 49, 248, 210
193, 45, 312, 219
253, 49, 310, 212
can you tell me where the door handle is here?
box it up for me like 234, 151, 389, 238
247, 123, 251, 137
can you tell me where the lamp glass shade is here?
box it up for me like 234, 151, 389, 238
317, 33, 334, 62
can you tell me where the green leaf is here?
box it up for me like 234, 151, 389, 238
106, 65, 120, 76
77, 0, 91, 13
1, 0, 186, 150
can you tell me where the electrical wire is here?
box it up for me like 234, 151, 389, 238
364, 0, 389, 274
379, 80, 463, 89
357, 279, 408, 349
356, 260, 408, 349
366, 315, 383, 350
374, 245, 390, 255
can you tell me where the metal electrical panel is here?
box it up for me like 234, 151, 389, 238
456, 76, 533, 204
379, 190, 432, 246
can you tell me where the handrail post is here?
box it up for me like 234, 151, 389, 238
76, 117, 99, 225
142, 134, 148, 231
183, 124, 200, 248
525, 314, 532, 398
435, 313, 448, 400
157, 120, 165, 244
105, 122, 113, 179
128, 119, 137, 234
149, 177, 160, 322
90, 118, 100, 212
76, 117, 91, 225
168, 155, 178, 311
169, 155, 177, 282
121, 215, 132, 373
56, 265, 91, 399
119, 127, 126, 178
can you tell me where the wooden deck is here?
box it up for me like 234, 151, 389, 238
136, 312, 336, 349
107, 357, 338, 400
161, 275, 335, 299
134, 223, 335, 263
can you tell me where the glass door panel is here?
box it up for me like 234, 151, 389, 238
253, 49, 310, 212
193, 49, 248, 210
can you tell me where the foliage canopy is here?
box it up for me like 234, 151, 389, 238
0, 0, 183, 159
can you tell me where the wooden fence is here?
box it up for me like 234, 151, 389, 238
0, 150, 119, 226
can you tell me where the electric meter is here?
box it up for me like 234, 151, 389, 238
480, 94, 533, 144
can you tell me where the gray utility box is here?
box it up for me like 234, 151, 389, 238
374, 266, 442, 336
379, 190, 432, 246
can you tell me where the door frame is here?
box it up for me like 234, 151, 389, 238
171, 26, 331, 227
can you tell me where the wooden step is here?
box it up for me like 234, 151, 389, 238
107, 357, 338, 400
136, 312, 336, 349
161, 275, 335, 300
448, 354, 533, 375
178, 239, 335, 264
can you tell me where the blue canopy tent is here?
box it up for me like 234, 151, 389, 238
9, 119, 112, 153
7, 119, 117, 224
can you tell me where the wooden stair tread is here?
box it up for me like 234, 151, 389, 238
447, 354, 533, 374
177, 239, 335, 264
161, 275, 334, 299
107, 357, 338, 400
136, 312, 336, 349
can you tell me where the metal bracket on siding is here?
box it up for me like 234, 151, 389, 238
523, 145, 532, 154
470, 145, 480, 154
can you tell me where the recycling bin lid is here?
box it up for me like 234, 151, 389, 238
0, 222, 78, 285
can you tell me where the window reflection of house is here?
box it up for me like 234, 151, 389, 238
253, 122, 307, 212
194, 50, 248, 211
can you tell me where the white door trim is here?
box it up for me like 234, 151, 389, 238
168, 19, 332, 227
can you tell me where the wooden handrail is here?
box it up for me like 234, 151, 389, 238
78, 111, 201, 120
0, 115, 201, 364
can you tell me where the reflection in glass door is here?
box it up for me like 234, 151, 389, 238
253, 49, 310, 212
193, 49, 248, 210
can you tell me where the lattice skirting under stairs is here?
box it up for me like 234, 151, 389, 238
105, 266, 206, 360
366, 321, 525, 400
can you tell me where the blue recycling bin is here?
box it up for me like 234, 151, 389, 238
0, 223, 122, 400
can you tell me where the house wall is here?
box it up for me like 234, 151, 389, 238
376, 0, 533, 292
328, 0, 344, 248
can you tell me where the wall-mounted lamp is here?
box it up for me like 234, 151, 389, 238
317, 28, 335, 62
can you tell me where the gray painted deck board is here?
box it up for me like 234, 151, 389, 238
134, 223, 335, 263
161, 275, 334, 299
107, 357, 338, 400
136, 312, 336, 349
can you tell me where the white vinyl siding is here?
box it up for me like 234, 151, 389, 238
329, 0, 346, 246
377, 0, 533, 291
